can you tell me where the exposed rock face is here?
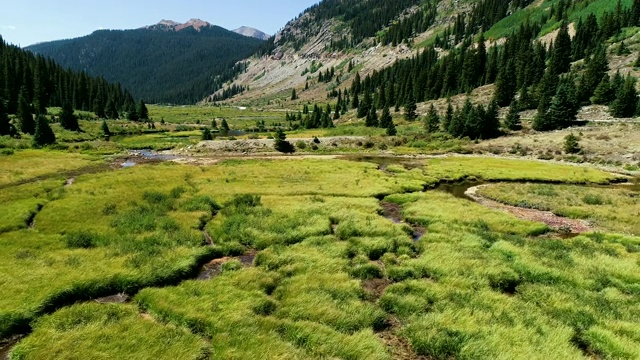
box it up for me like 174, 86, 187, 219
146, 19, 212, 32
233, 26, 270, 40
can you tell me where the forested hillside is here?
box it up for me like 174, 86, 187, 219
26, 23, 264, 104
219, 0, 640, 142
0, 35, 133, 137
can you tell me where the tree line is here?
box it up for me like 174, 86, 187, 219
0, 35, 144, 145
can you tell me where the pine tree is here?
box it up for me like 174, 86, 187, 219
17, 87, 35, 134
448, 103, 468, 138
494, 59, 517, 106
60, 101, 80, 131
550, 22, 572, 75
32, 114, 56, 147
365, 105, 379, 127
580, 47, 609, 103
358, 91, 371, 118
481, 99, 500, 139
274, 128, 295, 153
127, 103, 139, 121
386, 120, 397, 136
564, 133, 581, 154
545, 80, 579, 130
202, 127, 213, 140
424, 104, 440, 133
591, 75, 615, 104
442, 99, 454, 131
101, 120, 111, 137
105, 98, 119, 119
403, 95, 417, 121
0, 96, 13, 136
137, 100, 149, 120
504, 99, 522, 131
379, 106, 392, 129
211, 119, 218, 129
220, 119, 230, 135
291, 88, 298, 100
610, 76, 638, 118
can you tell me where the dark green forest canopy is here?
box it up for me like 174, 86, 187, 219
0, 35, 133, 116
26, 26, 264, 104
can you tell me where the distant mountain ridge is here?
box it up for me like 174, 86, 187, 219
145, 18, 213, 32
232, 26, 270, 40
26, 20, 265, 104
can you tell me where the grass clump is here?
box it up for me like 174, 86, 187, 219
9, 303, 209, 360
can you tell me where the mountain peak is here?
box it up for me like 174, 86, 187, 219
148, 19, 211, 32
232, 26, 270, 40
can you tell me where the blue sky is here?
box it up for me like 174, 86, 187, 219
0, 0, 319, 47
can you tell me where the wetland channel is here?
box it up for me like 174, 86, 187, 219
2, 152, 637, 357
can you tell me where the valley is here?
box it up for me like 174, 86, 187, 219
1, 0, 640, 358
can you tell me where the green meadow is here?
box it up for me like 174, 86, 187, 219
0, 148, 638, 359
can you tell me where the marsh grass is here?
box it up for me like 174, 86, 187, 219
2, 157, 639, 358
10, 303, 209, 360
478, 183, 640, 235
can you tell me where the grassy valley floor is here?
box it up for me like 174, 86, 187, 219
0, 150, 639, 359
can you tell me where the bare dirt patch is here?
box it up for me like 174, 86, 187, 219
466, 185, 592, 234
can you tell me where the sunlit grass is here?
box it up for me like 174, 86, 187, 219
477, 183, 640, 235
10, 303, 209, 360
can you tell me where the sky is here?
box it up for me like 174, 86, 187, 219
0, 0, 319, 47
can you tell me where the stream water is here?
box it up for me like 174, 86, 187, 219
0, 336, 22, 360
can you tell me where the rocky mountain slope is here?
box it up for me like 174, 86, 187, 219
232, 26, 270, 40
209, 0, 640, 114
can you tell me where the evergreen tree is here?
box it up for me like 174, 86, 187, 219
220, 119, 230, 135
579, 47, 609, 103
591, 75, 615, 105
545, 80, 579, 130
291, 88, 298, 100
448, 103, 468, 138
211, 119, 218, 129
202, 127, 213, 140
379, 106, 392, 129
365, 105, 379, 127
443, 99, 454, 131
93, 92, 106, 118
386, 120, 397, 136
17, 87, 35, 134
357, 90, 371, 118
127, 103, 139, 121
424, 104, 440, 133
33, 115, 56, 146
0, 96, 14, 136
550, 22, 572, 75
504, 99, 522, 131
274, 128, 295, 153
564, 133, 581, 154
137, 100, 149, 120
60, 101, 80, 131
352, 93, 360, 109
105, 98, 119, 119
610, 76, 638, 118
101, 120, 111, 137
403, 94, 417, 121
494, 59, 517, 106
481, 99, 500, 139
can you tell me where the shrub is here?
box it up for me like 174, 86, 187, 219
252, 299, 277, 316
296, 141, 307, 150
65, 232, 98, 249
582, 194, 607, 205
564, 133, 581, 154
349, 263, 383, 279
